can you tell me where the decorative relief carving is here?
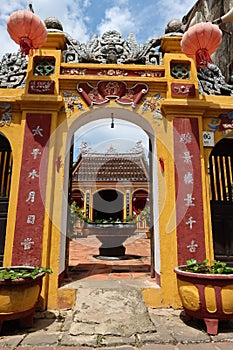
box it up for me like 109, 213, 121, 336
0, 51, 27, 88
137, 71, 164, 78
170, 62, 190, 79
77, 81, 148, 107
60, 67, 165, 78
198, 62, 233, 96
141, 93, 164, 125
28, 80, 55, 94
208, 111, 233, 132
33, 57, 55, 76
171, 83, 195, 97
0, 103, 13, 126
61, 68, 87, 75
62, 91, 84, 115
0, 24, 231, 100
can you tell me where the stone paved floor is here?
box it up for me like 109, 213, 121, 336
1, 308, 233, 349
63, 233, 153, 285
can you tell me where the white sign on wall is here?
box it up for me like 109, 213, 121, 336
203, 131, 215, 147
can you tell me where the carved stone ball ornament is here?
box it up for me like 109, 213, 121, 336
165, 19, 183, 34
44, 16, 63, 32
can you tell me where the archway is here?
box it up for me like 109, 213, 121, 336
132, 189, 148, 214
93, 190, 124, 221
0, 133, 12, 266
70, 189, 84, 209
132, 189, 150, 234
209, 137, 233, 266
61, 107, 159, 283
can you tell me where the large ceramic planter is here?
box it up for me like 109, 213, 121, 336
174, 266, 233, 335
0, 266, 45, 332
83, 223, 137, 257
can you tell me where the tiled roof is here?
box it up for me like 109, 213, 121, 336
73, 153, 149, 182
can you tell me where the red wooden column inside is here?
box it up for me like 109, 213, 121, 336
12, 113, 51, 266
173, 117, 206, 265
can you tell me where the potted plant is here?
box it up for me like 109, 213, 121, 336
0, 266, 52, 332
69, 201, 87, 236
174, 259, 233, 335
139, 205, 151, 238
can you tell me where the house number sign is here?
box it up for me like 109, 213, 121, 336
203, 131, 214, 147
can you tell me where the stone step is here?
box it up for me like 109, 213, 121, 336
64, 286, 157, 346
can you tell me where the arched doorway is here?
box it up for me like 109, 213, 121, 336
132, 190, 148, 214
0, 133, 12, 266
132, 190, 150, 234
62, 108, 157, 283
93, 189, 124, 221
71, 189, 84, 209
209, 138, 233, 266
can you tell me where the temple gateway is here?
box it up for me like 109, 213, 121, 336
0, 1, 233, 310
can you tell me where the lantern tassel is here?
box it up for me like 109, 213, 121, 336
19, 37, 34, 55
196, 49, 212, 69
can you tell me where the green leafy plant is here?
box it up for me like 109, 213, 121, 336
71, 201, 137, 224
123, 213, 137, 223
70, 201, 86, 221
180, 259, 233, 274
139, 205, 151, 226
0, 266, 52, 281
85, 218, 137, 224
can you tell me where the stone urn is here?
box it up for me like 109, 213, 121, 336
83, 222, 137, 257
174, 266, 233, 335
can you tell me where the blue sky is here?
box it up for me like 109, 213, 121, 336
73, 119, 150, 160
1, 0, 196, 59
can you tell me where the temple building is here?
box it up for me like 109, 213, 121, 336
0, 1, 233, 311
71, 141, 149, 234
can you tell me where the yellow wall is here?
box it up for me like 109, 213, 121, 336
0, 32, 232, 309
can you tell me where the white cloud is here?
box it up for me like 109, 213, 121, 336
157, 0, 194, 22
114, 0, 129, 5
1, 28, 18, 54
34, 0, 90, 43
97, 6, 136, 37
83, 0, 91, 7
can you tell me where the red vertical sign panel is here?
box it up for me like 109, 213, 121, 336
173, 118, 206, 265
12, 113, 51, 266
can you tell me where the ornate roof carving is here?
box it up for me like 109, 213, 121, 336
0, 51, 27, 88
198, 62, 233, 96
63, 29, 163, 65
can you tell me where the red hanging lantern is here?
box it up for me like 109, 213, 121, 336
181, 22, 222, 69
7, 10, 47, 55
